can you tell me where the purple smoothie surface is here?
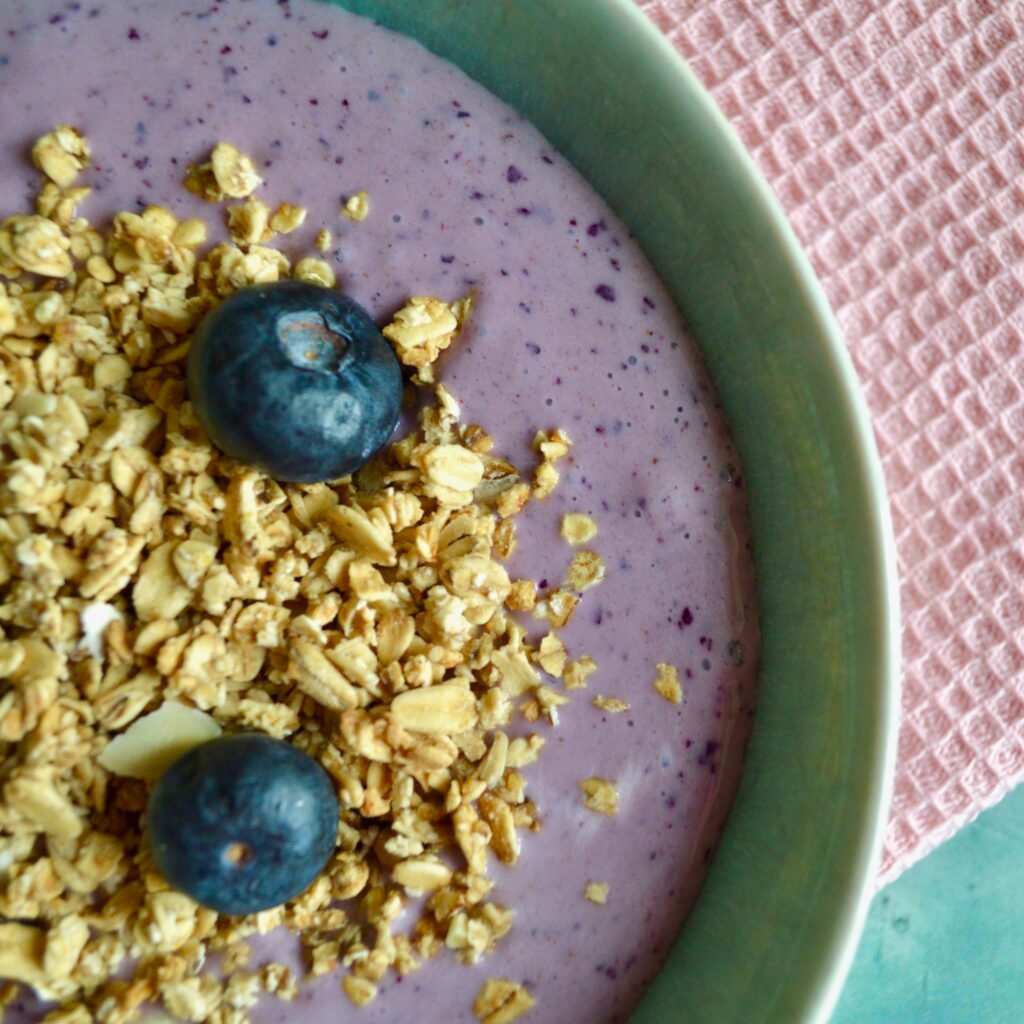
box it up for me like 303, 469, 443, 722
0, 2, 760, 1022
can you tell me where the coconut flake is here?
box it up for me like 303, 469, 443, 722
78, 602, 122, 661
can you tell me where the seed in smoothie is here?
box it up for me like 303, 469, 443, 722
187, 280, 403, 483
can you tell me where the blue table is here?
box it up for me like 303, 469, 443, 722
831, 784, 1024, 1023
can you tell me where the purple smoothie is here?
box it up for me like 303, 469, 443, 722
0, 2, 760, 1022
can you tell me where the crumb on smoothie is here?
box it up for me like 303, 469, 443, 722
226, 196, 276, 248
529, 429, 571, 502
0, 132, 617, 1021
341, 191, 370, 222
342, 974, 377, 1008
505, 579, 537, 612
559, 512, 597, 546
532, 587, 578, 629
580, 777, 619, 816
562, 655, 597, 691
31, 126, 91, 190
473, 977, 535, 1024
584, 882, 610, 905
269, 203, 308, 236
654, 662, 683, 704
593, 696, 629, 714
184, 141, 262, 202
293, 255, 336, 288
381, 294, 466, 384
536, 634, 566, 677
565, 550, 605, 592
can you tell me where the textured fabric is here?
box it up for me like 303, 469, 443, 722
635, 0, 1024, 884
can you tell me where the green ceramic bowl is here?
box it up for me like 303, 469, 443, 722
334, 1, 901, 1021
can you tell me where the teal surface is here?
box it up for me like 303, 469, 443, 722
833, 785, 1024, 1024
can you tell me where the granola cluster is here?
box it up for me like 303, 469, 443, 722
0, 131, 617, 1024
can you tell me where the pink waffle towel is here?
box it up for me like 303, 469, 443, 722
636, 0, 1024, 884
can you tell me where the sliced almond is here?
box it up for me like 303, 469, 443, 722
97, 701, 222, 781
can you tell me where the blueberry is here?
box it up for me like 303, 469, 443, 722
147, 733, 339, 915
187, 281, 402, 482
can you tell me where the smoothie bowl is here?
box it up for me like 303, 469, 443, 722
0, 2, 898, 1023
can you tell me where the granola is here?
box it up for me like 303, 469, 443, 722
580, 777, 619, 816
0, 132, 615, 1022
341, 192, 370, 223
474, 978, 535, 1024
654, 663, 683, 705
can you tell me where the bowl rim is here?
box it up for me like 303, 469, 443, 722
604, 3, 902, 1018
